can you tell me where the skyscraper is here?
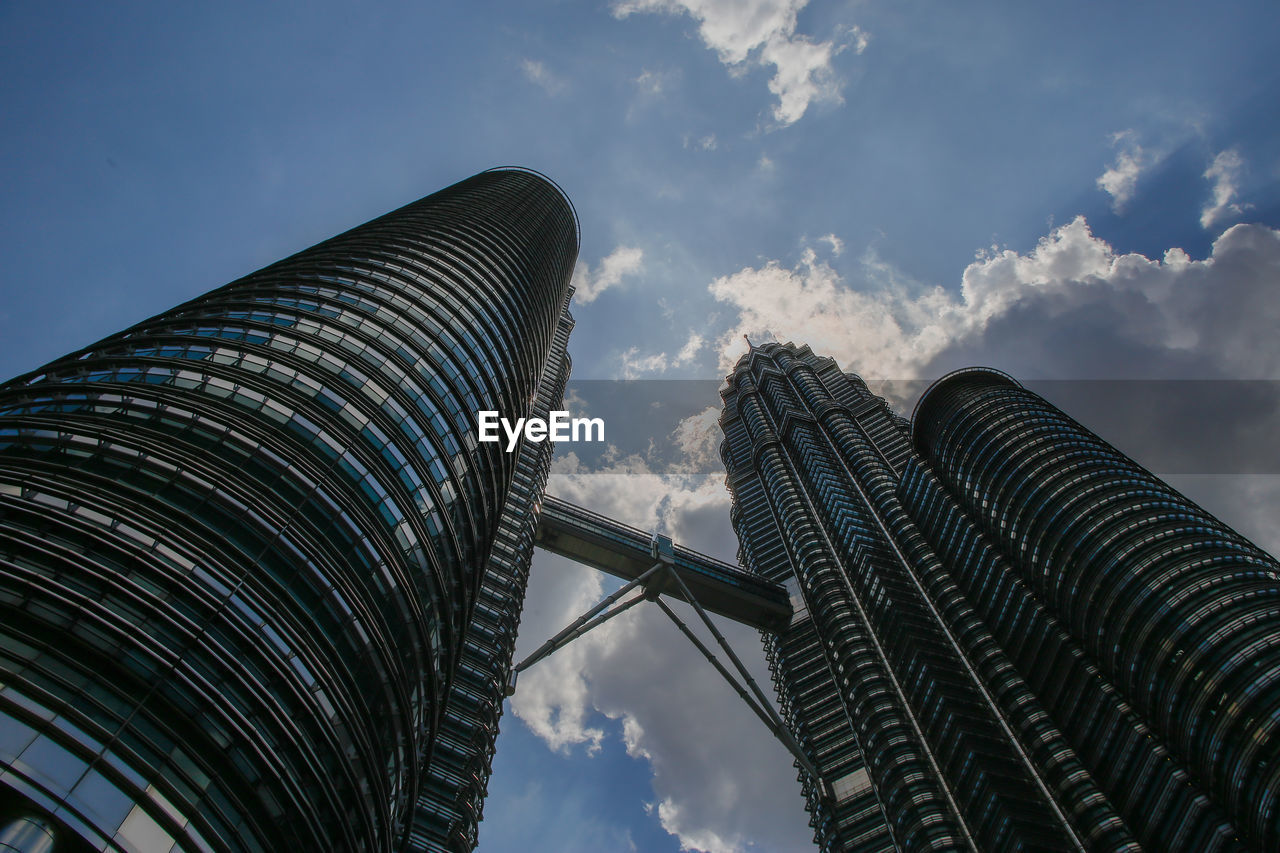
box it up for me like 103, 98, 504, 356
0, 168, 578, 851
720, 342, 1279, 852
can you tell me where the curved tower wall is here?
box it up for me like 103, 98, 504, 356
410, 287, 575, 852
0, 169, 577, 851
911, 369, 1280, 850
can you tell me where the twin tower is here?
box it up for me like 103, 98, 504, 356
0, 170, 1276, 852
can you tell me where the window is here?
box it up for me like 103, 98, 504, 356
831, 767, 873, 802
784, 576, 809, 625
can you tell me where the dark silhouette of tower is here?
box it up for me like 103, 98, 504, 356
0, 169, 577, 852
720, 342, 1278, 852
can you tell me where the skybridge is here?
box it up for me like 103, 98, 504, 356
534, 494, 791, 632
521, 495, 827, 793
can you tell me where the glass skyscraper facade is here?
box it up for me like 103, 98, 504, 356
720, 342, 1278, 852
409, 289, 574, 852
0, 168, 577, 851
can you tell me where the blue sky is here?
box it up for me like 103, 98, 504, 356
3, 2, 1280, 851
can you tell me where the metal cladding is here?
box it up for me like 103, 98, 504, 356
721, 342, 1272, 851
0, 169, 577, 851
409, 285, 575, 852
910, 368, 1280, 851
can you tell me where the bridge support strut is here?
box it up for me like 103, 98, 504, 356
508, 543, 829, 797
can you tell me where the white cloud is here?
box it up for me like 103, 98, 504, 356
620, 346, 669, 378
617, 330, 704, 377
932, 218, 1280, 380
613, 0, 855, 126
707, 240, 964, 377
548, 448, 723, 531
657, 798, 739, 853
1201, 148, 1249, 229
573, 245, 644, 304
708, 218, 1280, 381
614, 0, 802, 65
820, 233, 844, 256
635, 68, 672, 97
683, 133, 718, 151
1096, 130, 1147, 211
674, 331, 705, 365
629, 68, 683, 122
509, 557, 611, 754
758, 25, 839, 125
621, 715, 651, 760
520, 58, 567, 95
669, 405, 721, 472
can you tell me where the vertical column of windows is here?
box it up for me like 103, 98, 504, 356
726, 363, 967, 851
409, 293, 576, 853
898, 455, 1240, 851
913, 372, 1280, 850
763, 353, 1082, 852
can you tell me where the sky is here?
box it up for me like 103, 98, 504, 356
2, 2, 1280, 851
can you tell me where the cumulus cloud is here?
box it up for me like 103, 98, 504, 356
674, 331, 705, 366
928, 218, 1280, 380
547, 442, 732, 541
509, 556, 611, 753
657, 799, 739, 853
912, 219, 1280, 489
613, 0, 858, 126
520, 59, 567, 95
707, 239, 963, 377
512, 575, 805, 852
708, 215, 1280, 521
1096, 130, 1148, 211
708, 217, 1280, 382
573, 245, 644, 304
759, 27, 841, 125
1201, 148, 1249, 229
